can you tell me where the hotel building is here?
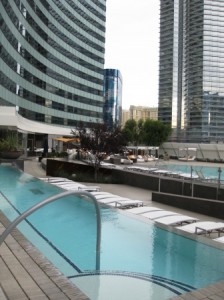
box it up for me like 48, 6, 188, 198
122, 106, 158, 128
0, 0, 106, 148
158, 0, 224, 143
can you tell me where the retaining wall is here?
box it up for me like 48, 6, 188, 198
46, 159, 224, 200
152, 192, 224, 219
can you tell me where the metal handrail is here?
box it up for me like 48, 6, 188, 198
0, 190, 101, 270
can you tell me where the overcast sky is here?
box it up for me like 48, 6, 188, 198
104, 0, 160, 109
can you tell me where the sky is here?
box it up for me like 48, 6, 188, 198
104, 0, 160, 109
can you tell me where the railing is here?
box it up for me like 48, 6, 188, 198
0, 190, 101, 270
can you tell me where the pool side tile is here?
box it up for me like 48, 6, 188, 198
0, 287, 7, 300
207, 296, 224, 300
212, 281, 224, 290
198, 287, 221, 297
185, 290, 208, 299
0, 212, 89, 300
206, 285, 223, 294
0, 256, 29, 300
1, 240, 53, 299
170, 294, 199, 299
170, 280, 224, 300
216, 291, 224, 298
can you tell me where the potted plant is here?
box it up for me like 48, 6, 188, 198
0, 131, 23, 159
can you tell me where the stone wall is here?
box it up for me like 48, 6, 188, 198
152, 192, 224, 219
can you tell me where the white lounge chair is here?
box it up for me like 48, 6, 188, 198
58, 185, 85, 190
155, 215, 199, 226
78, 186, 101, 192
178, 173, 198, 179
91, 192, 111, 196
152, 169, 170, 175
213, 236, 224, 243
52, 182, 86, 190
50, 181, 83, 187
141, 210, 178, 220
93, 194, 119, 200
127, 206, 162, 214
176, 221, 224, 236
40, 177, 72, 183
98, 197, 131, 204
109, 199, 143, 208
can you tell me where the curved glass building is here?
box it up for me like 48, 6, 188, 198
159, 0, 224, 143
103, 69, 122, 129
0, 0, 106, 135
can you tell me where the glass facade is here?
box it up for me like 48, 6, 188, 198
103, 69, 122, 129
159, 0, 224, 143
0, 0, 106, 130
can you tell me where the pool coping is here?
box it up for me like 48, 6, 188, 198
0, 211, 89, 300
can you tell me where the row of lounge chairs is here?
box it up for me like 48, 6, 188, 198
127, 206, 199, 226
40, 177, 101, 192
40, 177, 224, 243
39, 177, 143, 208
90, 191, 143, 208
126, 206, 224, 243
124, 166, 199, 179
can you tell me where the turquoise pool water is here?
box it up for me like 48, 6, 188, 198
1, 166, 224, 299
159, 164, 224, 179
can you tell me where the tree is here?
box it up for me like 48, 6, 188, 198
72, 122, 127, 181
143, 119, 172, 146
122, 119, 144, 146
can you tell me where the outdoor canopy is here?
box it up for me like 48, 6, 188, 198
0, 107, 74, 135
52, 137, 80, 143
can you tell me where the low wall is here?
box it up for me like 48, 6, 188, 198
159, 177, 224, 200
46, 159, 224, 218
46, 159, 114, 181
46, 159, 160, 189
111, 168, 159, 190
109, 168, 224, 200
152, 192, 224, 219
46, 159, 224, 200
0, 159, 24, 171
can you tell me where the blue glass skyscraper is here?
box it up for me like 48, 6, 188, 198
103, 69, 122, 129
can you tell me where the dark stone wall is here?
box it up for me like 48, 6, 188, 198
0, 159, 24, 171
46, 159, 224, 201
152, 192, 224, 219
47, 159, 94, 176
46, 159, 115, 181
110, 168, 159, 191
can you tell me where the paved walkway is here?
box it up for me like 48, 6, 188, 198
1, 157, 224, 299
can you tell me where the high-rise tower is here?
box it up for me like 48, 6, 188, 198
103, 69, 122, 129
0, 0, 106, 134
158, 0, 224, 143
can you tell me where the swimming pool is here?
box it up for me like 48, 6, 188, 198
1, 165, 224, 299
159, 163, 224, 180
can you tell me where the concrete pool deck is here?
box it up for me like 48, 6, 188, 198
1, 157, 224, 299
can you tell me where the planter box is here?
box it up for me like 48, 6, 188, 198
0, 151, 22, 159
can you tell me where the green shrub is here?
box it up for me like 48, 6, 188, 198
0, 131, 21, 151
